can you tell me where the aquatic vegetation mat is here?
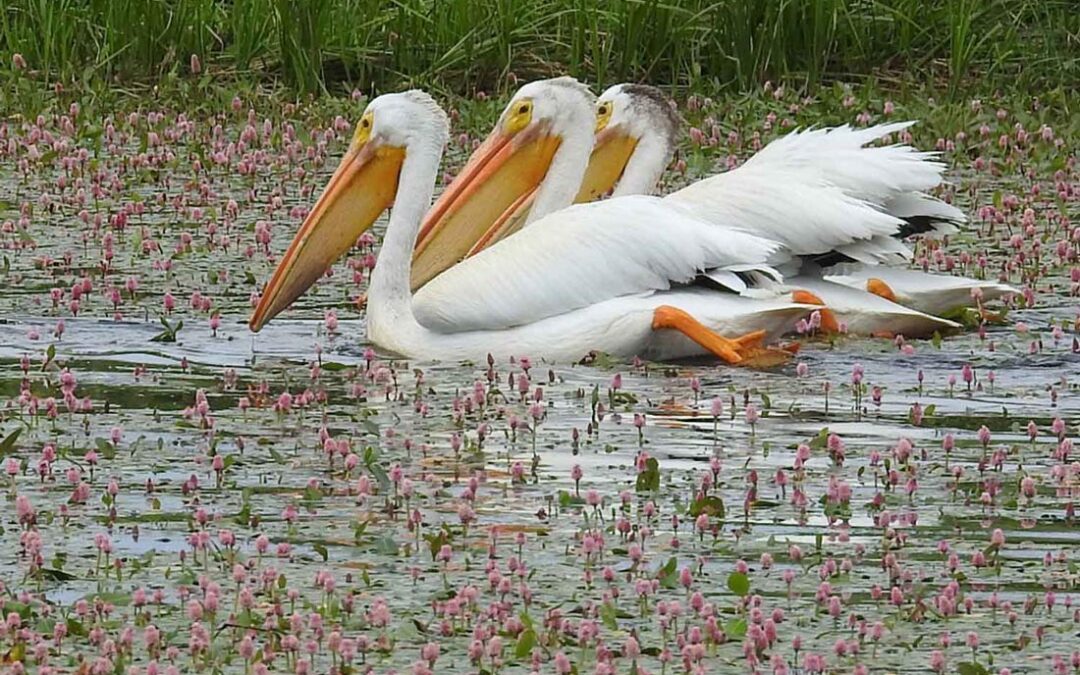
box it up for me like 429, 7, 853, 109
0, 81, 1077, 673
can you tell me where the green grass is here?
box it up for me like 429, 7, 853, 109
1, 0, 1077, 97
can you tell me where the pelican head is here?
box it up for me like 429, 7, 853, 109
580, 83, 681, 202
411, 77, 596, 289
250, 91, 448, 331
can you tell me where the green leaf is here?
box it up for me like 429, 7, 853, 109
151, 317, 183, 342
635, 457, 660, 493
368, 463, 390, 493
519, 611, 534, 631
2, 602, 30, 620
424, 529, 450, 561
65, 618, 87, 637
726, 571, 750, 597
611, 390, 638, 406
4, 641, 26, 663
363, 446, 391, 492
301, 486, 323, 506
725, 618, 747, 639
558, 490, 584, 508
46, 566, 84, 583
95, 438, 117, 460
656, 557, 679, 588
0, 427, 22, 456
81, 591, 130, 606
313, 543, 328, 562
514, 628, 536, 659
688, 495, 725, 519
374, 536, 398, 557
600, 603, 618, 630
352, 519, 369, 541
957, 663, 989, 675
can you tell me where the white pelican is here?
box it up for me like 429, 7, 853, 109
249, 91, 814, 364
587, 84, 1016, 318
414, 79, 965, 338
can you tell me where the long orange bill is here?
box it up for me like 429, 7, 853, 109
410, 123, 561, 290
465, 187, 537, 257
463, 125, 640, 258
249, 143, 405, 332
574, 126, 639, 204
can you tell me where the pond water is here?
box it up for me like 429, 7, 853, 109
0, 90, 1077, 674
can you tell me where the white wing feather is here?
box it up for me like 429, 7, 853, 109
666, 169, 904, 256
702, 270, 746, 293
666, 122, 966, 263
744, 122, 949, 202
883, 192, 964, 239
823, 263, 1018, 315
831, 236, 913, 265
413, 196, 783, 332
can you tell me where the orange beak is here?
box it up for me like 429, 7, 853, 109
410, 123, 561, 290
574, 126, 639, 204
453, 124, 642, 260
249, 142, 405, 332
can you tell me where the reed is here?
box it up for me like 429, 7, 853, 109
1, 0, 1076, 95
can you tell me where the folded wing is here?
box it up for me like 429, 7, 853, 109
413, 195, 785, 332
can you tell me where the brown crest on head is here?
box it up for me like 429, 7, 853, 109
619, 83, 682, 150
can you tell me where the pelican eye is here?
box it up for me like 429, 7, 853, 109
595, 100, 614, 132
353, 111, 375, 146
504, 98, 533, 135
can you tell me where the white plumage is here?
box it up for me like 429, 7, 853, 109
414, 196, 784, 332
586, 83, 1014, 324
406, 80, 984, 343
252, 90, 811, 364
823, 264, 1017, 316
667, 170, 903, 264
773, 276, 960, 336
666, 122, 964, 265
393, 290, 812, 363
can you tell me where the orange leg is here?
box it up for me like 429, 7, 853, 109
651, 306, 765, 364
791, 290, 840, 333
865, 278, 897, 302
733, 331, 766, 350
650, 305, 799, 368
